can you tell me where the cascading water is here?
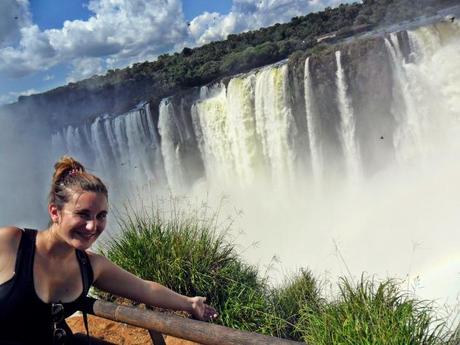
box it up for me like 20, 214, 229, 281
158, 99, 187, 193
191, 84, 236, 187
189, 64, 297, 190
304, 57, 323, 183
335, 50, 362, 181
45, 18, 460, 314
253, 64, 298, 189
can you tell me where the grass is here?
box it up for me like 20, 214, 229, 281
98, 198, 286, 335
297, 277, 454, 345
98, 199, 459, 344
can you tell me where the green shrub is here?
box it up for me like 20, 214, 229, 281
98, 200, 284, 335
272, 269, 322, 340
296, 276, 450, 345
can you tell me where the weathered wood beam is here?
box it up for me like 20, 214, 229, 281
92, 300, 306, 345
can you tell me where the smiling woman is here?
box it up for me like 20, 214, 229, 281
0, 155, 217, 345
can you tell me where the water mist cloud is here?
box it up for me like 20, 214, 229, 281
0, 108, 52, 228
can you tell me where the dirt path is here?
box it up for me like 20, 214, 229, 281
67, 314, 200, 345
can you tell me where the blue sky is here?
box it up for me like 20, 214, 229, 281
0, 0, 354, 105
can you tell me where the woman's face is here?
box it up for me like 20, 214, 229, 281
52, 190, 108, 250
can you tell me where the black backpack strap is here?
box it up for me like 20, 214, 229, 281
76, 250, 96, 344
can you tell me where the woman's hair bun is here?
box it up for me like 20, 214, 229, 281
52, 155, 86, 185
48, 155, 107, 209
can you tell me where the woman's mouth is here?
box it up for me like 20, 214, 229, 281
75, 231, 96, 240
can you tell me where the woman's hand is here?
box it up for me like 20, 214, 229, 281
189, 296, 218, 321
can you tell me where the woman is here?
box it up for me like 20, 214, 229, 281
0, 156, 217, 344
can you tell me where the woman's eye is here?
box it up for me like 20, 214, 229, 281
97, 213, 107, 221
77, 212, 91, 220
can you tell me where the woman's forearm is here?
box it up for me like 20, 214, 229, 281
141, 280, 193, 313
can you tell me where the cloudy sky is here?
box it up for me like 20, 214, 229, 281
0, 0, 356, 105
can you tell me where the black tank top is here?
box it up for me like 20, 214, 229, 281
0, 229, 94, 344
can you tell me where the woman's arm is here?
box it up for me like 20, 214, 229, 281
88, 252, 217, 320
0, 227, 22, 284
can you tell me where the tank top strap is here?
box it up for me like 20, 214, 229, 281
75, 249, 94, 295
15, 228, 37, 283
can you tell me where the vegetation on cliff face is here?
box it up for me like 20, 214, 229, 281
6, 0, 457, 125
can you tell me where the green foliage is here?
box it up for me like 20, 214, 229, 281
99, 201, 286, 335
272, 269, 322, 340
296, 277, 451, 345
98, 201, 458, 343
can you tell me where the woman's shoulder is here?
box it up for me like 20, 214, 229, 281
0, 226, 23, 244
0, 227, 23, 259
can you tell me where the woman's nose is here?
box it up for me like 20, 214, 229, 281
86, 219, 97, 231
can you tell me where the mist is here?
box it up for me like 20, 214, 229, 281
0, 108, 53, 228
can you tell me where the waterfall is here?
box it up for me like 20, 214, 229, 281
253, 64, 297, 189
189, 64, 297, 189
385, 33, 426, 165
304, 57, 322, 183
385, 21, 460, 166
52, 103, 165, 197
158, 99, 186, 193
335, 50, 361, 181
226, 74, 263, 186
191, 84, 236, 186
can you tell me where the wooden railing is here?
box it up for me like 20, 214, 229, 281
92, 300, 306, 345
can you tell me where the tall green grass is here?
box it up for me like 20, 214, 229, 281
297, 277, 453, 345
99, 200, 286, 335
99, 200, 459, 344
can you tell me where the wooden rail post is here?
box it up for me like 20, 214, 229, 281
93, 300, 306, 345
148, 329, 166, 345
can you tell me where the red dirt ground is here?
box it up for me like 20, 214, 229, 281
67, 314, 200, 345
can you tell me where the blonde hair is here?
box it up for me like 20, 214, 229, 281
48, 156, 108, 210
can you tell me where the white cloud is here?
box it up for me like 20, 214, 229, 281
66, 57, 105, 83
0, 0, 189, 79
0, 0, 31, 47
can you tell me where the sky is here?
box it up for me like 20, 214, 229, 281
0, 0, 356, 105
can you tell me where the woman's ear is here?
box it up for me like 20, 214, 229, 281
48, 204, 60, 224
